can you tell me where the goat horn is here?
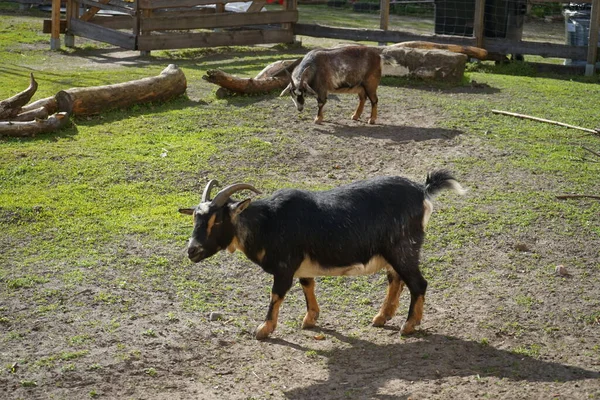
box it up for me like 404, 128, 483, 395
201, 179, 219, 203
211, 183, 262, 207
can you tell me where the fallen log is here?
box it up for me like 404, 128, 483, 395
0, 73, 38, 120
203, 70, 291, 96
56, 64, 187, 116
390, 41, 488, 60
203, 59, 301, 96
20, 96, 58, 115
0, 112, 70, 137
9, 106, 49, 122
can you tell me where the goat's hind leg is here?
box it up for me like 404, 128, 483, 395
373, 269, 404, 327
365, 84, 378, 124
299, 278, 320, 329
386, 252, 427, 335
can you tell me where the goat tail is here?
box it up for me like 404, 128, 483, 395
424, 170, 467, 198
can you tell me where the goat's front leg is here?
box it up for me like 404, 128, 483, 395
255, 274, 294, 340
299, 278, 320, 329
314, 97, 327, 124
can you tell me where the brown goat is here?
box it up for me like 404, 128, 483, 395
281, 45, 385, 124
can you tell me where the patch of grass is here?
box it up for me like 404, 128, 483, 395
6, 275, 48, 289
511, 343, 542, 358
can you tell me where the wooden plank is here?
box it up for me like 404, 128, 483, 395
294, 24, 589, 60
587, 0, 600, 75
84, 15, 133, 29
43, 19, 67, 34
294, 23, 476, 46
485, 38, 587, 60
139, 0, 235, 9
80, 0, 111, 21
137, 29, 293, 50
69, 18, 136, 49
473, 0, 485, 48
141, 10, 297, 31
247, 0, 267, 13
79, 0, 135, 17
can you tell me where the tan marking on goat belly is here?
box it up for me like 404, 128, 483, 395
227, 236, 244, 254
423, 199, 433, 230
294, 255, 388, 278
206, 214, 217, 236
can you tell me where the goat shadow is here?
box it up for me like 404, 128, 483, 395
313, 122, 462, 144
275, 329, 599, 399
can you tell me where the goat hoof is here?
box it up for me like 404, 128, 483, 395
367, 118, 376, 125
400, 321, 419, 336
372, 314, 388, 327
302, 312, 319, 329
351, 114, 360, 121
255, 322, 274, 340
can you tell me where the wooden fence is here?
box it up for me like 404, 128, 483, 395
295, 0, 600, 75
47, 0, 600, 74
49, 0, 297, 52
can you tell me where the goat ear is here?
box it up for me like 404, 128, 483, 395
280, 83, 292, 97
303, 82, 317, 96
179, 208, 195, 215
229, 199, 251, 218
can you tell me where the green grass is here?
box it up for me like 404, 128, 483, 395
0, 8, 599, 396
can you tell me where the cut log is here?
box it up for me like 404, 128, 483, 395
203, 70, 291, 95
0, 73, 38, 120
390, 41, 488, 60
254, 58, 302, 80
20, 96, 58, 115
0, 112, 70, 138
10, 107, 49, 122
55, 64, 187, 116
381, 46, 468, 82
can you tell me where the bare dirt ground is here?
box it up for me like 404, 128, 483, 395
2, 44, 599, 400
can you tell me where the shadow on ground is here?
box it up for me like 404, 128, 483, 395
279, 330, 599, 399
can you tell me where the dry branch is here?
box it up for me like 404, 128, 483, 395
0, 73, 38, 120
0, 112, 70, 137
492, 109, 600, 136
556, 194, 600, 201
56, 64, 187, 116
582, 146, 600, 159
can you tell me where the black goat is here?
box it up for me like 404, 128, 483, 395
179, 171, 465, 339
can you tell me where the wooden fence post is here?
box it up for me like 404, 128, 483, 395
379, 0, 390, 46
473, 0, 485, 50
64, 0, 75, 47
50, 0, 61, 50
587, 0, 600, 75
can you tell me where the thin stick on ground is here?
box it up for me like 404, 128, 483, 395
582, 146, 600, 159
492, 110, 600, 136
556, 194, 600, 201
